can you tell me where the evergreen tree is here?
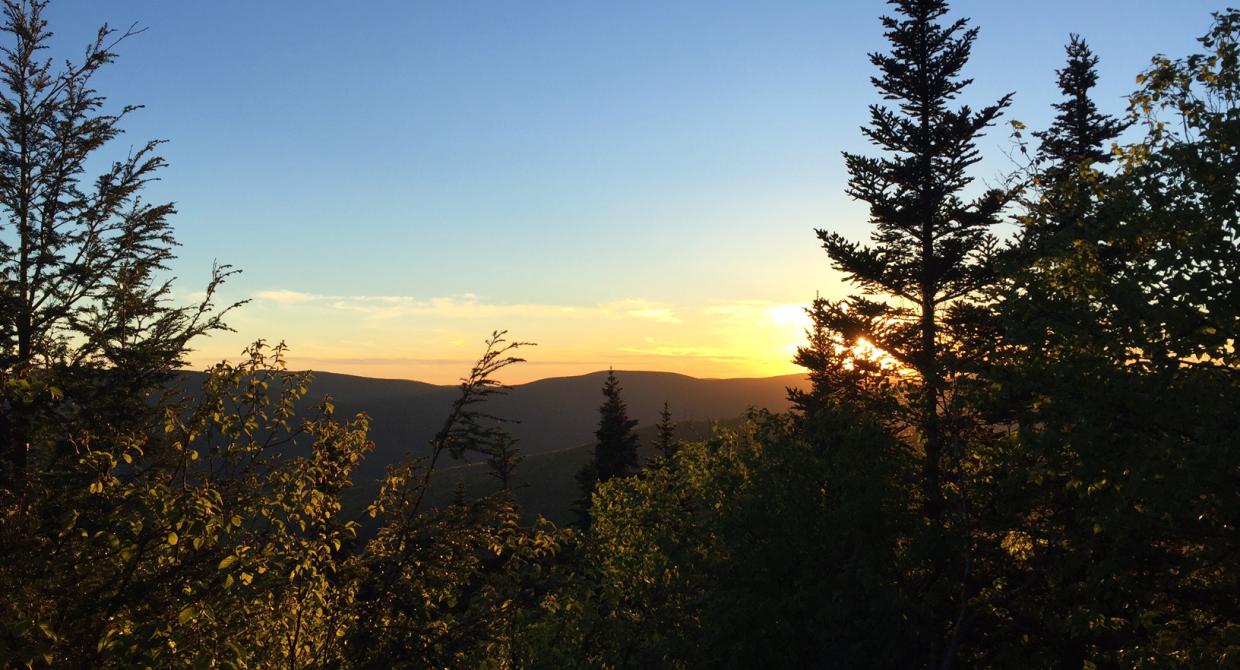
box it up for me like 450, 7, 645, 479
591, 370, 639, 481
814, 0, 1011, 516
486, 425, 523, 491
653, 401, 677, 464
1034, 35, 1128, 178
574, 370, 639, 524
0, 0, 234, 486
1025, 35, 1129, 247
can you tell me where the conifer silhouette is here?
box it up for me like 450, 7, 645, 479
0, 0, 236, 486
814, 0, 1011, 516
1035, 35, 1128, 177
486, 426, 523, 491
1026, 35, 1129, 246
653, 401, 677, 464
573, 369, 639, 525
591, 369, 640, 481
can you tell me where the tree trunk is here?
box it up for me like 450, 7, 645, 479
921, 296, 942, 519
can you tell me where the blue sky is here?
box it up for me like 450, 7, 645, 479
46, 1, 1225, 381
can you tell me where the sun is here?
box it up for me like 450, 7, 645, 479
844, 336, 902, 371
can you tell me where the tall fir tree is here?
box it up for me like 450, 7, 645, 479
1026, 35, 1129, 247
993, 35, 1129, 383
574, 369, 639, 524
813, 0, 1011, 516
590, 369, 639, 481
1034, 35, 1128, 179
653, 401, 677, 464
971, 16, 1240, 664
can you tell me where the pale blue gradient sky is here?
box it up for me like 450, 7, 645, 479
46, 1, 1224, 381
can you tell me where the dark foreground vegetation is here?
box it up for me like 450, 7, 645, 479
2, 0, 1238, 667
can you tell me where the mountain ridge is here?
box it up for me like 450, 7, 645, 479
173, 367, 809, 514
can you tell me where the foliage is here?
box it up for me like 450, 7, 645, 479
0, 342, 370, 668
535, 412, 916, 668
964, 12, 1240, 666
3, 1, 1240, 668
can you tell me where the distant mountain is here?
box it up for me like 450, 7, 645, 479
174, 368, 808, 523
291, 369, 805, 483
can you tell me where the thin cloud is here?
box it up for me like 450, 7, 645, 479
252, 290, 681, 323
254, 289, 317, 304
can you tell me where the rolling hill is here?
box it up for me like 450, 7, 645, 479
175, 368, 808, 523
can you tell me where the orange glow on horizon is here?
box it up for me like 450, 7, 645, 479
185, 293, 818, 384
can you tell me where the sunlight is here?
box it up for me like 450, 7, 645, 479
841, 335, 903, 371
769, 303, 814, 370
768, 304, 813, 330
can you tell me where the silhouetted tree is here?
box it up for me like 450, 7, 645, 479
574, 370, 639, 525
1035, 35, 1128, 180
814, 0, 1011, 517
1025, 35, 1129, 248
487, 426, 523, 491
653, 401, 677, 464
591, 370, 639, 481
0, 0, 234, 486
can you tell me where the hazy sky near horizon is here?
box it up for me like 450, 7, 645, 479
49, 0, 1220, 382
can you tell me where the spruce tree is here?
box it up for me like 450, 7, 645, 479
1034, 35, 1127, 179
591, 369, 639, 481
1026, 35, 1128, 246
574, 369, 639, 524
814, 0, 1011, 516
653, 401, 677, 464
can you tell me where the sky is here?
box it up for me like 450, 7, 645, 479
48, 0, 1223, 383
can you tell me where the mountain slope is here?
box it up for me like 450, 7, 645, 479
297, 369, 805, 486
174, 368, 807, 522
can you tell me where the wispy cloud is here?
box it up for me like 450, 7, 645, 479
252, 290, 682, 324
598, 299, 682, 324
254, 289, 317, 305
616, 344, 756, 362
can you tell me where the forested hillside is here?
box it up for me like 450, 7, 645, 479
1, 0, 1238, 668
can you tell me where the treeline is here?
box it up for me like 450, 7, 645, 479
1, 0, 1238, 667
